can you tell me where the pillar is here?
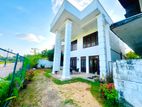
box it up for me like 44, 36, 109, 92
97, 14, 107, 80
52, 31, 61, 74
62, 19, 72, 80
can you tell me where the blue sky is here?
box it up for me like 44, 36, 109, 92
0, 0, 125, 55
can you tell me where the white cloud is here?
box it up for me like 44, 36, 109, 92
68, 0, 93, 11
37, 33, 56, 51
17, 33, 46, 43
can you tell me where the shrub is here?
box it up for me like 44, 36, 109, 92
25, 70, 34, 81
106, 72, 113, 83
25, 54, 42, 68
100, 83, 118, 103
0, 79, 10, 106
125, 51, 141, 59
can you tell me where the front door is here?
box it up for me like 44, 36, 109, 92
89, 56, 100, 74
81, 57, 86, 72
70, 57, 77, 70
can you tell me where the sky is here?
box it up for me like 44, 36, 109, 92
0, 0, 125, 55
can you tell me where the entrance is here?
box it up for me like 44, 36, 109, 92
70, 57, 77, 70
89, 56, 100, 74
81, 57, 86, 72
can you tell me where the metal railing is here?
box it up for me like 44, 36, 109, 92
0, 48, 30, 107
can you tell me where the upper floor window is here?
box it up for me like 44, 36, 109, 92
71, 40, 77, 51
83, 32, 98, 48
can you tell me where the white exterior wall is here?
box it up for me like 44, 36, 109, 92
113, 60, 142, 107
69, 14, 112, 79
51, 0, 130, 79
70, 27, 100, 73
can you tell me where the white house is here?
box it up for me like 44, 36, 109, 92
51, 0, 129, 80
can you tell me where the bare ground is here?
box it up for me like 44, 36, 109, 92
10, 70, 101, 107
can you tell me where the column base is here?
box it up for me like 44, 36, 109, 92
61, 76, 72, 80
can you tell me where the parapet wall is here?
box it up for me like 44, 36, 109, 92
113, 60, 142, 107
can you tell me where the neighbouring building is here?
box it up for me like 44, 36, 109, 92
111, 0, 142, 55
51, 0, 129, 80
111, 0, 142, 106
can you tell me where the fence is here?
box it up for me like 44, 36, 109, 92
0, 48, 30, 107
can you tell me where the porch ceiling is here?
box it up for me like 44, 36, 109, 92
111, 13, 142, 55
50, 0, 112, 34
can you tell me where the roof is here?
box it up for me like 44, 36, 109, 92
50, 0, 113, 33
110, 13, 142, 55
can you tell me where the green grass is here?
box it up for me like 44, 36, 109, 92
63, 99, 77, 106
44, 69, 124, 107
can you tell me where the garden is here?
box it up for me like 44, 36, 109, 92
1, 50, 139, 107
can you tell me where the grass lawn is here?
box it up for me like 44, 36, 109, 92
45, 69, 122, 107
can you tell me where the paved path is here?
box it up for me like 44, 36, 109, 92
0, 62, 23, 78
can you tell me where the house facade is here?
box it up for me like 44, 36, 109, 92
51, 0, 128, 80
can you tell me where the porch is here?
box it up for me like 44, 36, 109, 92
52, 70, 99, 81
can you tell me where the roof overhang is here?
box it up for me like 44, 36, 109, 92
50, 0, 113, 33
110, 13, 142, 55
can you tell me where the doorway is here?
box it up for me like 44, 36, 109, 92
70, 57, 77, 70
81, 57, 86, 72
89, 56, 100, 74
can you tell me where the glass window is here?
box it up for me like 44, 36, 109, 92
71, 40, 77, 51
83, 32, 98, 48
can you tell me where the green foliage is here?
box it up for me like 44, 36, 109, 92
25, 70, 34, 81
106, 72, 113, 83
100, 83, 118, 103
125, 51, 141, 59
64, 99, 74, 104
41, 49, 54, 61
25, 54, 42, 68
63, 99, 78, 106
0, 79, 10, 106
0, 58, 29, 106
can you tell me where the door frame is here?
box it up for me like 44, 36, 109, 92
89, 55, 100, 75
81, 56, 86, 73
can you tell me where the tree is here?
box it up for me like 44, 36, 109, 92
41, 49, 64, 65
125, 51, 141, 59
41, 49, 54, 61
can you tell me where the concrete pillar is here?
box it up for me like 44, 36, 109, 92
52, 31, 61, 74
105, 24, 111, 71
86, 56, 89, 74
77, 57, 81, 72
62, 19, 72, 80
97, 14, 107, 80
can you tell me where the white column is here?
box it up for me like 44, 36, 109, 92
62, 20, 72, 80
97, 14, 107, 80
105, 24, 111, 71
77, 57, 81, 72
86, 56, 89, 74
52, 32, 61, 74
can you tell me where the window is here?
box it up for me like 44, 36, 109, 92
83, 32, 98, 48
71, 40, 77, 51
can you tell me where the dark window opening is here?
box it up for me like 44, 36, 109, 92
83, 32, 98, 48
71, 40, 77, 51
